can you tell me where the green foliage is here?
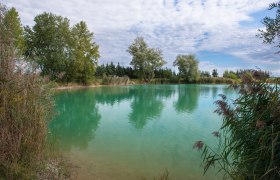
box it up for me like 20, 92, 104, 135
24, 13, 99, 84
259, 2, 280, 49
194, 70, 280, 179
200, 71, 211, 78
24, 12, 71, 80
2, 7, 24, 54
127, 37, 166, 82
173, 54, 200, 82
198, 77, 237, 84
95, 62, 136, 79
70, 21, 100, 84
154, 68, 173, 79
212, 69, 218, 77
223, 70, 238, 80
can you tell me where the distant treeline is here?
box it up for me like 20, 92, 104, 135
95, 62, 174, 79
94, 62, 271, 85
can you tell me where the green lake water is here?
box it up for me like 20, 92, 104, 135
49, 84, 237, 180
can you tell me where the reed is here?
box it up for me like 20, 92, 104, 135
194, 70, 280, 179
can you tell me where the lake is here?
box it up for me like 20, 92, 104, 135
49, 84, 237, 180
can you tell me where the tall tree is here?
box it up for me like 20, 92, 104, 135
127, 37, 166, 82
24, 12, 71, 80
173, 54, 200, 82
259, 2, 280, 51
2, 7, 24, 55
70, 21, 99, 84
24, 14, 99, 83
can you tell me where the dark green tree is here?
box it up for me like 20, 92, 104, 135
200, 71, 211, 78
24, 14, 99, 83
212, 69, 218, 77
24, 12, 71, 80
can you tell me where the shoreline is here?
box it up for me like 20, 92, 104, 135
52, 82, 235, 90
52, 83, 137, 90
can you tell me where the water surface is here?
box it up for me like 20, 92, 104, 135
50, 84, 237, 180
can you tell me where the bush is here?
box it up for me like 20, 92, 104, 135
194, 71, 280, 179
150, 78, 172, 84
198, 77, 238, 84
102, 75, 129, 85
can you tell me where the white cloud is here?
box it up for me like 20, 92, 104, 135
3, 0, 279, 74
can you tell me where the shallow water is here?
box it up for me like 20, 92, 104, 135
49, 84, 237, 180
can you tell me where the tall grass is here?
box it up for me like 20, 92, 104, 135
102, 75, 129, 85
0, 4, 54, 178
194, 70, 280, 179
198, 77, 239, 84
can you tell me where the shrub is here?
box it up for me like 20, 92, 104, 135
102, 75, 129, 85
194, 70, 280, 179
198, 77, 238, 84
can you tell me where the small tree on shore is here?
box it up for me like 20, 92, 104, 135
173, 54, 200, 82
127, 37, 166, 82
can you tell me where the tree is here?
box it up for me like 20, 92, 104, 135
223, 70, 238, 80
154, 68, 172, 79
259, 2, 280, 50
2, 7, 24, 55
24, 12, 72, 80
173, 54, 200, 82
127, 37, 166, 82
70, 21, 99, 84
200, 71, 211, 78
24, 13, 99, 83
212, 69, 218, 77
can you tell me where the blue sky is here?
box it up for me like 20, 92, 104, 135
3, 0, 280, 76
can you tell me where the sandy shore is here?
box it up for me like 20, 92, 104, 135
54, 84, 102, 90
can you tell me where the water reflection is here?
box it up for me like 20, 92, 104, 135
128, 86, 173, 129
93, 86, 134, 106
212, 86, 219, 98
174, 85, 200, 113
50, 90, 101, 151
49, 85, 236, 179
50, 85, 232, 150
94, 85, 175, 129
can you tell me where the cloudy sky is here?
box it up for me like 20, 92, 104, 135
3, 0, 280, 76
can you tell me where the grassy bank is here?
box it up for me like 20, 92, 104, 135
53, 77, 240, 90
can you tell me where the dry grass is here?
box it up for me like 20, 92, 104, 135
0, 4, 55, 178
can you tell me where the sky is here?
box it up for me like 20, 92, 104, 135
3, 0, 280, 76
